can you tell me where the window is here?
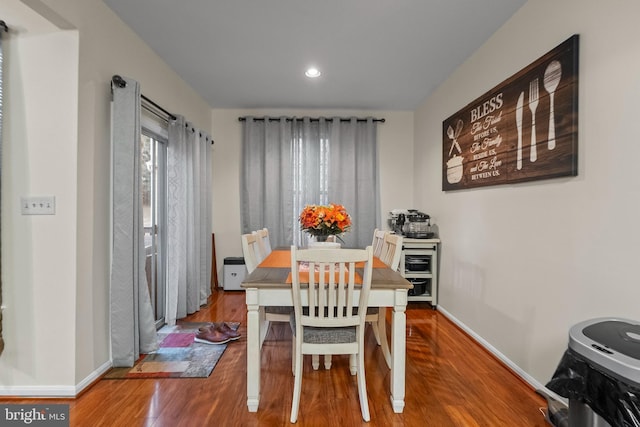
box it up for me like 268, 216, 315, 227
241, 117, 380, 249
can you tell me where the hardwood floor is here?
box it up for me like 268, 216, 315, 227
1, 291, 548, 426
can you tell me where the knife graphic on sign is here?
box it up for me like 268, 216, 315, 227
516, 91, 524, 170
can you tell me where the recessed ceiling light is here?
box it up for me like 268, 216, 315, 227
305, 67, 321, 78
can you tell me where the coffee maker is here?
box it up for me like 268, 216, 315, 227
388, 209, 434, 238
405, 211, 433, 238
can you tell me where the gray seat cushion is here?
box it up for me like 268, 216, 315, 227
350, 307, 378, 315
265, 306, 293, 315
290, 312, 356, 344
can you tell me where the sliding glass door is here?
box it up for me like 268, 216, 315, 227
141, 133, 167, 328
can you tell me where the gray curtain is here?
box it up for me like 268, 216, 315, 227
110, 76, 158, 367
166, 117, 212, 324
241, 116, 379, 248
327, 118, 380, 248
0, 20, 6, 356
241, 117, 294, 247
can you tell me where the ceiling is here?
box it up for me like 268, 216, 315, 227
102, 0, 526, 111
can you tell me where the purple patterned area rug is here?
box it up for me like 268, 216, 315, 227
103, 322, 239, 379
160, 332, 196, 347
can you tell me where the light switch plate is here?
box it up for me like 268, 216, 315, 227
21, 196, 56, 215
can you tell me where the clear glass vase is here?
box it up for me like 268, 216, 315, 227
308, 234, 341, 248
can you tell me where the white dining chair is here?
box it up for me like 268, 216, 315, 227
379, 232, 403, 271
371, 228, 387, 258
253, 227, 272, 257
240, 233, 263, 274
365, 232, 403, 369
246, 229, 295, 347
289, 245, 373, 423
322, 230, 400, 370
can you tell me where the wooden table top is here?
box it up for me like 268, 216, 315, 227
241, 250, 412, 290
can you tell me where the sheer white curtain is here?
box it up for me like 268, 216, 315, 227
110, 76, 158, 367
291, 118, 328, 246
241, 116, 380, 248
166, 116, 212, 325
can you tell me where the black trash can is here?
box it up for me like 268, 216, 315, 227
546, 317, 640, 427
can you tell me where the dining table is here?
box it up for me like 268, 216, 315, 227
241, 247, 412, 414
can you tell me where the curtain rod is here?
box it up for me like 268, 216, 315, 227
141, 94, 176, 121
238, 116, 385, 123
112, 75, 176, 121
111, 75, 214, 144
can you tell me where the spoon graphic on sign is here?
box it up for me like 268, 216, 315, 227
543, 60, 562, 150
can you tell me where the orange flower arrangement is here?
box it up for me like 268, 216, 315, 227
299, 203, 352, 237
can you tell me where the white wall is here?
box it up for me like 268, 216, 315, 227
0, 0, 212, 394
210, 108, 414, 280
1, 2, 78, 392
414, 0, 640, 386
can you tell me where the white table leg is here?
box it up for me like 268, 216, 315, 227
246, 288, 261, 412
390, 289, 407, 413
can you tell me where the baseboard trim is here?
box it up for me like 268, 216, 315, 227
0, 360, 112, 398
437, 305, 547, 391
75, 360, 112, 396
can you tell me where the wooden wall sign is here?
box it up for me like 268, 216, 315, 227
442, 34, 579, 191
